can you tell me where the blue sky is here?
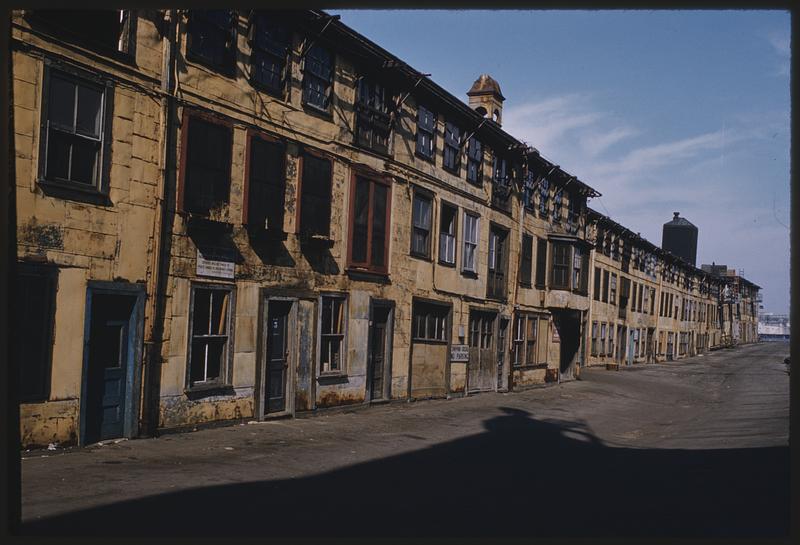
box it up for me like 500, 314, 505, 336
335, 9, 791, 314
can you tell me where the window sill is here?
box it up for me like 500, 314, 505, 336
438, 260, 456, 268
317, 373, 349, 385
184, 383, 235, 399
302, 102, 334, 121
512, 363, 548, 370
346, 268, 390, 284
414, 150, 435, 163
410, 252, 433, 262
442, 165, 460, 176
37, 179, 111, 206
519, 282, 532, 289
462, 270, 479, 279
298, 233, 334, 248
245, 226, 288, 241
249, 79, 287, 101
411, 337, 448, 345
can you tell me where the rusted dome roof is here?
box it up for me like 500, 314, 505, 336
467, 74, 505, 100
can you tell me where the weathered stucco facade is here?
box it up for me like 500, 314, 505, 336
12, 9, 761, 448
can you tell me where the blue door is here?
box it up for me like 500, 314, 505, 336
85, 294, 136, 444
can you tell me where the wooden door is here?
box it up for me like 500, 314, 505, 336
369, 307, 390, 401
468, 311, 497, 392
266, 301, 291, 413
85, 294, 135, 444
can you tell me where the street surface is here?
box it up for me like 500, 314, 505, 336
19, 341, 790, 538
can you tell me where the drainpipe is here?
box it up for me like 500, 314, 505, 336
141, 9, 178, 437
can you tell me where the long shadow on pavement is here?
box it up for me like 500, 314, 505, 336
21, 408, 790, 538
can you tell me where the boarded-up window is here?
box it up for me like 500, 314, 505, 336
14, 264, 57, 402
519, 234, 533, 287
183, 115, 232, 216
535, 237, 547, 288
247, 135, 285, 231
299, 153, 332, 236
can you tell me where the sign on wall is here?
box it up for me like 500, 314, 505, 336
197, 248, 235, 279
450, 344, 469, 362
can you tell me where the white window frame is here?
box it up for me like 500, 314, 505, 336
462, 211, 479, 273
318, 293, 348, 375
186, 283, 236, 389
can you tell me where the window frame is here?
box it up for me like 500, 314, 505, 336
186, 283, 236, 390
465, 136, 483, 186
318, 293, 348, 375
415, 104, 436, 161
347, 171, 392, 275
550, 242, 571, 290
442, 120, 461, 174
355, 74, 392, 155
302, 43, 334, 113
38, 62, 115, 202
412, 300, 450, 344
511, 312, 541, 367
248, 12, 292, 97
438, 201, 458, 267
177, 109, 234, 217
186, 10, 238, 77
296, 148, 334, 238
462, 210, 479, 275
487, 224, 509, 301
243, 129, 286, 232
610, 273, 618, 305
410, 187, 434, 260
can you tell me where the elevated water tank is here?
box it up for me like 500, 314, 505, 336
662, 211, 698, 266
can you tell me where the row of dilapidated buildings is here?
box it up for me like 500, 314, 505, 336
11, 9, 761, 448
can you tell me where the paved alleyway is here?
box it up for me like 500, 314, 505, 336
20, 342, 790, 538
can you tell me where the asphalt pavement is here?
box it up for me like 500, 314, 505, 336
18, 341, 790, 538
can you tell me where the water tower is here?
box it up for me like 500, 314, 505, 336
662, 211, 698, 266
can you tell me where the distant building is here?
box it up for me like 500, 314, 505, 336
758, 313, 790, 341
662, 212, 698, 266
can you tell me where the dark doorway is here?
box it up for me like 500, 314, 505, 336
468, 310, 497, 393
552, 310, 581, 381
84, 294, 137, 444
265, 301, 292, 413
496, 317, 509, 390
368, 304, 392, 401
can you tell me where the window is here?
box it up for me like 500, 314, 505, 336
538, 177, 550, 218
552, 188, 563, 222
249, 12, 291, 95
462, 212, 479, 273
466, 137, 482, 185
631, 282, 638, 312
14, 264, 57, 402
245, 134, 285, 231
302, 44, 333, 111
608, 324, 614, 357
30, 10, 136, 56
550, 242, 570, 290
320, 295, 346, 373
591, 321, 598, 356
411, 190, 433, 258
602, 270, 610, 303
487, 225, 508, 300
39, 67, 112, 193
416, 105, 436, 160
187, 10, 237, 74
439, 203, 457, 266
593, 267, 601, 301
638, 284, 644, 312
491, 154, 511, 210
442, 121, 461, 173
349, 175, 391, 273
572, 246, 588, 293
600, 323, 607, 356
188, 286, 234, 388
512, 314, 539, 366
469, 312, 495, 349
413, 301, 449, 342
298, 152, 332, 237
535, 237, 548, 288
519, 234, 533, 287
355, 77, 391, 155
181, 114, 232, 216
610, 273, 617, 305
